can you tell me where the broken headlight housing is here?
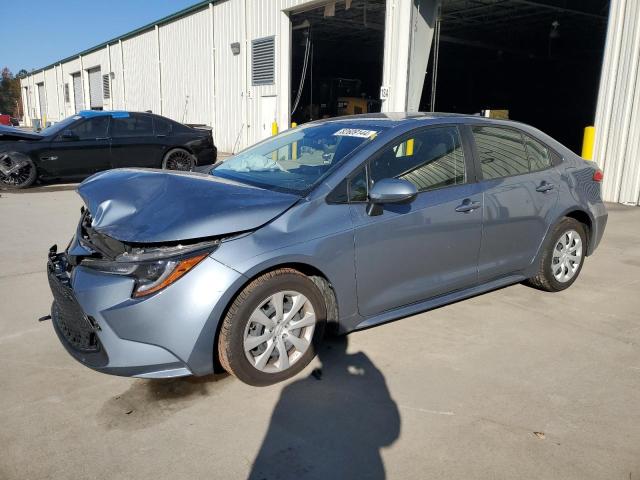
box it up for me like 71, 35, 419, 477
81, 244, 217, 298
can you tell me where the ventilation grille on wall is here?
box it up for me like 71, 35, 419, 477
64, 83, 70, 103
252, 37, 275, 86
102, 74, 111, 99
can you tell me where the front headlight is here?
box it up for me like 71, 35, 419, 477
82, 251, 208, 298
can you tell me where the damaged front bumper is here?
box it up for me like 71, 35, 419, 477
46, 241, 243, 378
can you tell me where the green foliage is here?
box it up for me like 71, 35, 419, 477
0, 68, 22, 117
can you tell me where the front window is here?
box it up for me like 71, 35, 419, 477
212, 123, 386, 194
369, 126, 467, 192
40, 115, 80, 136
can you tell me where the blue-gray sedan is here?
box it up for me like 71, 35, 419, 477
47, 113, 607, 386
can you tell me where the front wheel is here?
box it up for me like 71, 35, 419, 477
218, 269, 326, 386
527, 217, 587, 292
162, 148, 195, 171
0, 152, 37, 189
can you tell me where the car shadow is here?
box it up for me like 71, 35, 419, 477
248, 336, 401, 480
96, 372, 231, 431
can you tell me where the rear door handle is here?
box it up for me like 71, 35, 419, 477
536, 181, 555, 193
455, 199, 481, 213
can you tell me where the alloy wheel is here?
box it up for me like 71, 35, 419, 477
0, 154, 33, 187
551, 229, 583, 283
243, 290, 317, 373
164, 150, 194, 171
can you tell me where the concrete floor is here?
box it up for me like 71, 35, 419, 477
0, 186, 638, 480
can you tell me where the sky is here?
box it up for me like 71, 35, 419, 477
0, 0, 202, 74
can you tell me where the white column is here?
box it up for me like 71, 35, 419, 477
594, 0, 640, 205
381, 0, 439, 112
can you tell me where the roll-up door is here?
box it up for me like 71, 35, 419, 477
37, 83, 46, 119
88, 67, 103, 110
72, 72, 84, 113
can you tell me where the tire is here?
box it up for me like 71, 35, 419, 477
527, 217, 587, 292
218, 268, 326, 386
0, 153, 37, 189
162, 148, 195, 171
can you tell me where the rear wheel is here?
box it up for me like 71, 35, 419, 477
527, 217, 586, 292
0, 153, 37, 189
162, 148, 195, 171
218, 268, 326, 386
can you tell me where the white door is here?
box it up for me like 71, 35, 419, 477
72, 73, 84, 113
37, 83, 46, 119
260, 96, 277, 141
88, 67, 103, 110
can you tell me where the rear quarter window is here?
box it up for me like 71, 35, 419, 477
472, 126, 529, 180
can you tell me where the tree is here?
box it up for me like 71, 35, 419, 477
0, 68, 23, 118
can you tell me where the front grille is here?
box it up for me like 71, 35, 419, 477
48, 254, 99, 352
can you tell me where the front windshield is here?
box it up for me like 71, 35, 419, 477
212, 123, 386, 194
39, 115, 81, 136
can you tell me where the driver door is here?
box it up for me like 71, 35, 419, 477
349, 125, 483, 317
45, 116, 112, 177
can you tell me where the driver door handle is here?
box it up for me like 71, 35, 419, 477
455, 199, 481, 213
536, 181, 555, 193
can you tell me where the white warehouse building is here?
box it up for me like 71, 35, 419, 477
19, 0, 640, 205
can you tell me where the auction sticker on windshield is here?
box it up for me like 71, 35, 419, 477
333, 128, 378, 138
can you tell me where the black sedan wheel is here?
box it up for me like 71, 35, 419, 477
0, 153, 37, 189
162, 148, 195, 171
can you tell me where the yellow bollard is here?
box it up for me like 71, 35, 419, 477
291, 122, 298, 160
581, 126, 595, 160
406, 138, 414, 156
271, 121, 279, 161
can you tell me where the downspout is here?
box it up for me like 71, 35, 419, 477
156, 25, 163, 115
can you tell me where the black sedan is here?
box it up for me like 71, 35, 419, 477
0, 111, 217, 188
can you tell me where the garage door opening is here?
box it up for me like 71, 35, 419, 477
290, 0, 386, 125
424, 0, 610, 153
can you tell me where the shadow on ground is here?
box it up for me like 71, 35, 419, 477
97, 373, 231, 430
249, 336, 401, 480
0, 182, 78, 194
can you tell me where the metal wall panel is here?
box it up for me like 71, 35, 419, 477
159, 8, 213, 125
60, 58, 81, 118
594, 0, 640, 205
122, 30, 161, 114
213, 0, 245, 152
109, 42, 125, 110
44, 68, 60, 120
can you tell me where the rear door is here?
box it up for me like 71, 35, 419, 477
350, 125, 483, 317
109, 113, 165, 168
43, 116, 111, 177
470, 125, 560, 282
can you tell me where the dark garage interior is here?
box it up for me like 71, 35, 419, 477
289, 0, 610, 154
290, 0, 386, 125
426, 0, 610, 153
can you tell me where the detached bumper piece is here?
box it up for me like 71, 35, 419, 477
47, 246, 103, 355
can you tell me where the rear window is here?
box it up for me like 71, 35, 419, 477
472, 126, 529, 180
111, 114, 153, 138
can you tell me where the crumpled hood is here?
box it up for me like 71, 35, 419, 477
77, 168, 300, 243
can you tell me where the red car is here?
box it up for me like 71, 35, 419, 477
0, 115, 19, 127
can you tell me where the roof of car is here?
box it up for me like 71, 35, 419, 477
77, 110, 135, 119
309, 111, 545, 133
308, 112, 486, 128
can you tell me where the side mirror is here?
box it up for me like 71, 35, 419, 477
367, 178, 417, 216
61, 130, 77, 140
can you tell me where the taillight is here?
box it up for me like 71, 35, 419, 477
593, 169, 604, 182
